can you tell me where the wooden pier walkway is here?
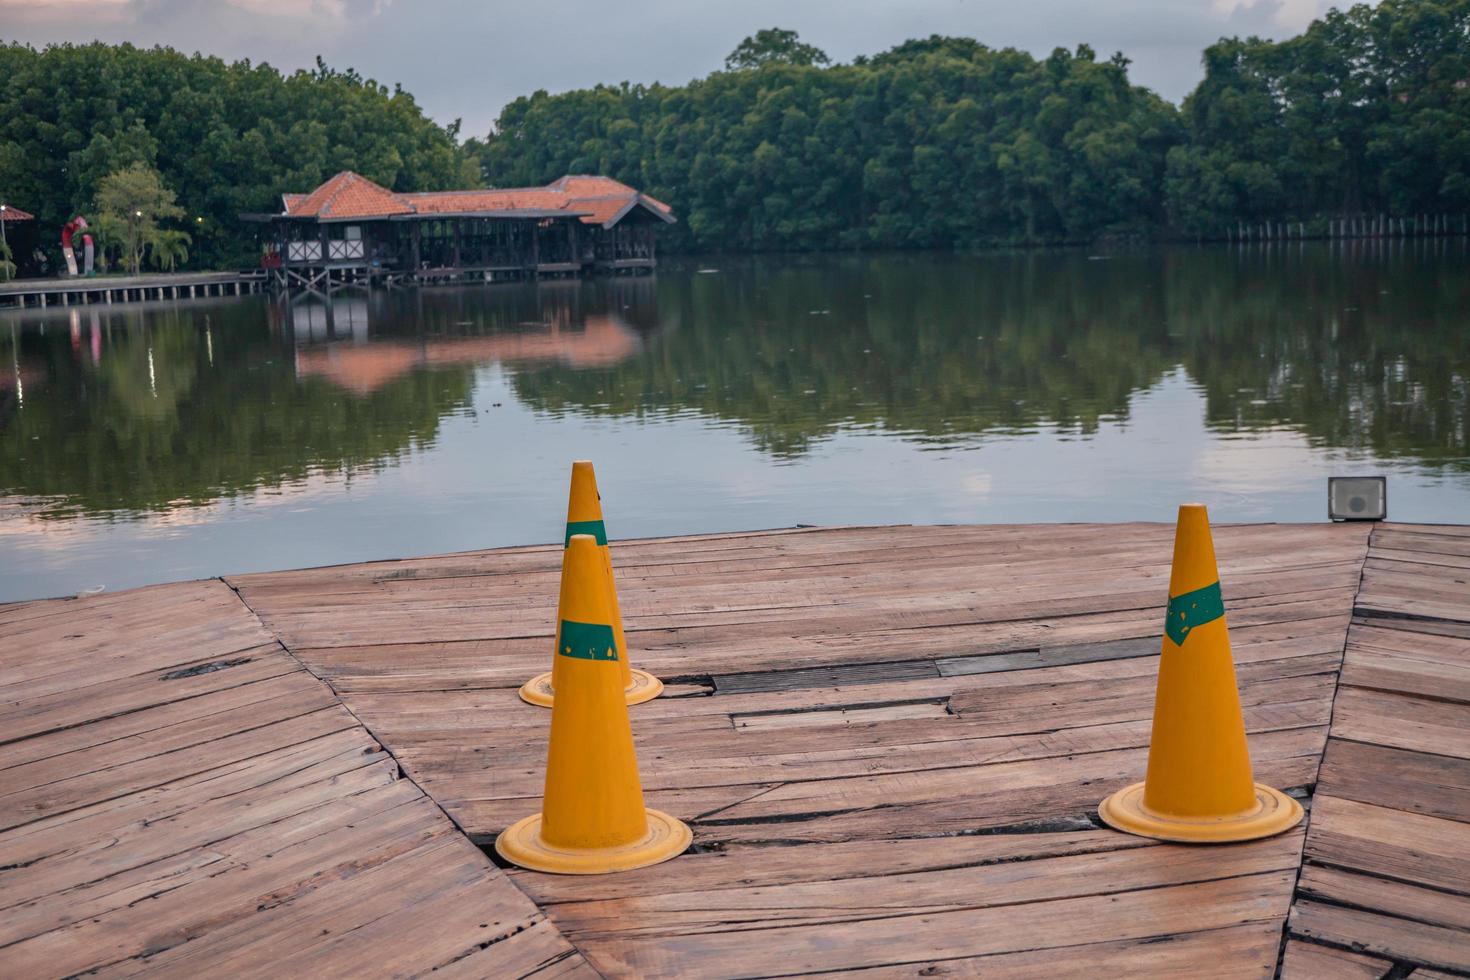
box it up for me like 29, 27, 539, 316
0, 270, 268, 308
2, 522, 1466, 977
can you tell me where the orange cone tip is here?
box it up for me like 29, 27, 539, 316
520, 460, 662, 708
496, 535, 690, 874
1099, 503, 1303, 843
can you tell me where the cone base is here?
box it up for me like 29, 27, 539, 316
518, 668, 663, 708
494, 808, 692, 875
1099, 781, 1303, 843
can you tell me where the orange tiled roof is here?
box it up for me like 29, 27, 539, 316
0, 204, 35, 222
566, 195, 641, 226
281, 172, 673, 227
405, 188, 569, 214
550, 176, 674, 216
287, 172, 413, 219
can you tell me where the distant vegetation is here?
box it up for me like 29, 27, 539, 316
475, 0, 1470, 248
0, 45, 476, 268
473, 36, 1180, 250
0, 0, 1466, 265
1164, 0, 1470, 234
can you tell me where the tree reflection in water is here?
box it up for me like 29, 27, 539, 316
1, 244, 1466, 521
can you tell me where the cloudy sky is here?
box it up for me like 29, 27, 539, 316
2, 0, 1345, 134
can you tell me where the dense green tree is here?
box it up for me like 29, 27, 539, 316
725, 28, 832, 70
1165, 0, 1470, 234
93, 164, 187, 274
480, 33, 1179, 250
3, 3, 1466, 264
0, 43, 478, 269
149, 229, 191, 272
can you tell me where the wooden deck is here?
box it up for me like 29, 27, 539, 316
3, 522, 1466, 977
0, 270, 267, 308
0, 580, 586, 977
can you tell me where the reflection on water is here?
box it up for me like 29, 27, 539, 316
0, 244, 1467, 600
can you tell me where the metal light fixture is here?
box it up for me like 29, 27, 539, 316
1328, 476, 1387, 522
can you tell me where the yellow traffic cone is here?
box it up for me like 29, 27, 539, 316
496, 534, 691, 874
1099, 503, 1303, 843
520, 460, 663, 708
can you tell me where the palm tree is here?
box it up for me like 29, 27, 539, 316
149, 229, 192, 272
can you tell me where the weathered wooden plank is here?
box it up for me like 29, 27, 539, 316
713, 657, 939, 694
685, 748, 1322, 846
1297, 865, 1470, 931
579, 871, 1298, 977
512, 828, 1154, 905
928, 922, 1288, 979
1341, 650, 1470, 704
1315, 739, 1470, 822
0, 781, 446, 973
8, 521, 1405, 975
1279, 938, 1393, 979
1303, 796, 1470, 895
731, 698, 951, 732
0, 572, 589, 979
0, 703, 360, 832
1328, 687, 1470, 760
1352, 613, 1470, 641
400, 699, 1330, 813
334, 625, 1346, 740
1289, 900, 1470, 973
0, 644, 299, 746
422, 919, 594, 979
1284, 523, 1470, 975
0, 663, 325, 771
545, 832, 1302, 941
937, 634, 1158, 676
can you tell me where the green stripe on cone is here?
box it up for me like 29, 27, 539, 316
1164, 581, 1224, 646
564, 520, 608, 547
558, 619, 619, 661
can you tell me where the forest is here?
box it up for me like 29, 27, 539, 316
0, 45, 476, 270
0, 0, 1466, 266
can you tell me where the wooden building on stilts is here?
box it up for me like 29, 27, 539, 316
247, 172, 674, 291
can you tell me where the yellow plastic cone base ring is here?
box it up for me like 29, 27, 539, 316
517, 668, 663, 708
1099, 781, 1303, 843
494, 808, 692, 875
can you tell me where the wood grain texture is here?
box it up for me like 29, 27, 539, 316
0, 578, 590, 978
232, 521, 1372, 975
13, 520, 1467, 975
1282, 523, 1470, 979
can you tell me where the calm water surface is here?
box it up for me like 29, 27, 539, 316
2, 245, 1468, 601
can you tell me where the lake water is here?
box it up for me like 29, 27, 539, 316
2, 244, 1467, 602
